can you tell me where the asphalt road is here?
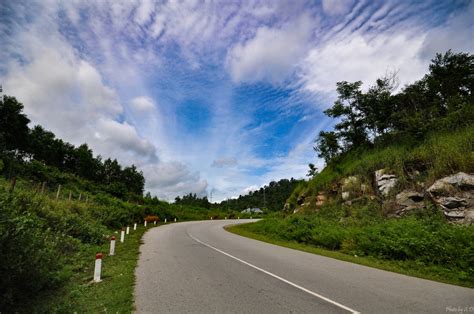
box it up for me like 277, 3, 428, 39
134, 220, 473, 313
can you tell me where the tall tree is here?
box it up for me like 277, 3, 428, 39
0, 96, 30, 153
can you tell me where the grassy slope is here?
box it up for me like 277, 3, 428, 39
0, 176, 232, 312
24, 224, 160, 312
229, 126, 474, 288
287, 124, 474, 208
227, 222, 474, 288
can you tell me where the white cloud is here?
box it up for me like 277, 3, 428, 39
143, 162, 208, 200
226, 15, 313, 83
95, 119, 157, 162
131, 96, 155, 112
78, 61, 123, 117
134, 0, 154, 26
321, 0, 354, 16
299, 33, 426, 99
243, 185, 259, 194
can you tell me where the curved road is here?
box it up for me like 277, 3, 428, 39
134, 220, 473, 313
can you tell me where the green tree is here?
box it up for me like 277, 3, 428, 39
315, 131, 340, 164
306, 163, 318, 178
324, 81, 368, 150
0, 96, 30, 153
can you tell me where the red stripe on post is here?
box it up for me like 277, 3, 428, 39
96, 253, 103, 260
111, 236, 116, 240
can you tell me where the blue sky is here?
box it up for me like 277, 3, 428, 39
1, 0, 473, 201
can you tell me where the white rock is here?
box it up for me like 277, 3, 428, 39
342, 191, 351, 200
428, 172, 474, 195
375, 169, 398, 196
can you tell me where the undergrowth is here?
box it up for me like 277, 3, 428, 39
232, 205, 474, 287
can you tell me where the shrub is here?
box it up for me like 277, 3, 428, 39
0, 191, 68, 309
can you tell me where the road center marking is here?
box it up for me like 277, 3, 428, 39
188, 233, 360, 314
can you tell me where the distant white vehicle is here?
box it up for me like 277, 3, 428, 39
241, 207, 263, 214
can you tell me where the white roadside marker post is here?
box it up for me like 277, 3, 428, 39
126, 226, 130, 235
238, 217, 240, 220
134, 223, 137, 231
94, 253, 103, 282
174, 218, 177, 222
109, 236, 116, 256
144, 220, 147, 227
154, 221, 156, 225
120, 229, 125, 243
225, 217, 227, 220
211, 217, 213, 220
164, 218, 167, 223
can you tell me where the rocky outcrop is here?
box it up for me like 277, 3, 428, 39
296, 191, 308, 206
342, 192, 351, 200
375, 169, 398, 196
427, 172, 474, 195
316, 192, 326, 207
341, 176, 362, 201
394, 190, 425, 216
427, 172, 474, 224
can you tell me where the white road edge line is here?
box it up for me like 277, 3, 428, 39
188, 233, 360, 314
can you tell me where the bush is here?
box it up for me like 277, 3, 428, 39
310, 220, 348, 250
0, 191, 68, 309
246, 210, 474, 282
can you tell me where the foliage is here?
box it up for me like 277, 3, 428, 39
315, 51, 474, 164
220, 178, 304, 211
0, 188, 70, 309
239, 208, 474, 285
175, 193, 210, 208
0, 97, 145, 200
305, 124, 474, 200
306, 163, 318, 178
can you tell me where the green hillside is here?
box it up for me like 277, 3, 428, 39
229, 51, 474, 287
0, 97, 246, 310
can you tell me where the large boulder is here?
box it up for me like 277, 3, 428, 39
427, 172, 474, 224
394, 190, 425, 216
375, 169, 398, 196
427, 172, 474, 195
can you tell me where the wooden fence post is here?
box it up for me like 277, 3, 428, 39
56, 184, 61, 200
9, 177, 16, 193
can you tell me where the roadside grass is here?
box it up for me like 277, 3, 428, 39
21, 224, 160, 313
226, 222, 474, 289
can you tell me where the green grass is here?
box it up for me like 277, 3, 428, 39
227, 222, 474, 288
21, 224, 160, 312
